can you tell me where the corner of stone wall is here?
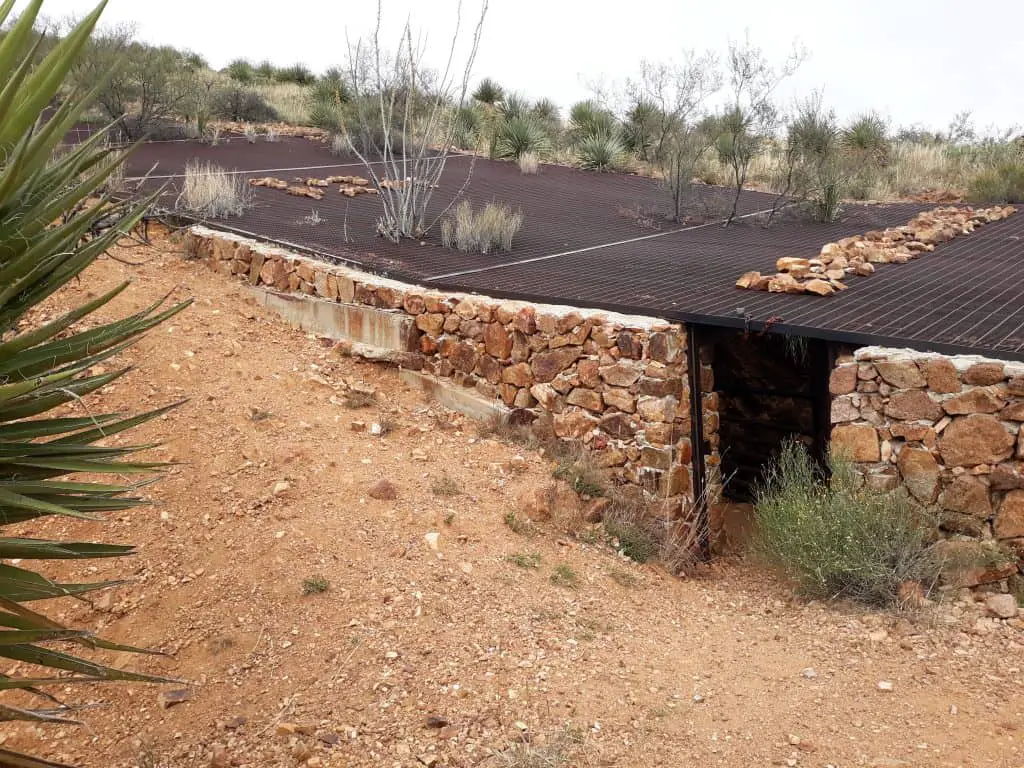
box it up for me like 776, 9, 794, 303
183, 226, 721, 529
829, 346, 1024, 582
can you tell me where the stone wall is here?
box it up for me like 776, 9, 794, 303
183, 226, 720, 522
830, 346, 1024, 577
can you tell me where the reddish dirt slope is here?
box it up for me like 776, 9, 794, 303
3, 233, 1023, 768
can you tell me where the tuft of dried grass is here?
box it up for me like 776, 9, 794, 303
518, 152, 539, 175
175, 161, 253, 219
441, 200, 523, 254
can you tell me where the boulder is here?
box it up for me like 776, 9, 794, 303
874, 360, 925, 389
897, 447, 939, 503
831, 424, 880, 462
599, 361, 643, 387
637, 396, 678, 424
884, 390, 942, 421
829, 365, 858, 395
649, 332, 684, 364
483, 323, 513, 359
602, 388, 636, 413
599, 412, 638, 439
502, 362, 533, 387
942, 387, 1006, 415
939, 414, 1015, 466
962, 362, 1005, 386
938, 475, 991, 518
995, 490, 1024, 539
566, 388, 604, 412
553, 409, 599, 439
531, 347, 582, 383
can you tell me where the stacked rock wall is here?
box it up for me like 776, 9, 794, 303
830, 347, 1024, 573
184, 226, 720, 521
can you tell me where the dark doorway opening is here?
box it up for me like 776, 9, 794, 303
700, 328, 831, 503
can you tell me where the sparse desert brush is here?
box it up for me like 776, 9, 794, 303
753, 442, 944, 607
576, 132, 627, 171
243, 123, 257, 143
330, 132, 348, 156
518, 151, 539, 174
441, 199, 523, 254
176, 161, 253, 219
265, 126, 279, 142
967, 161, 1024, 204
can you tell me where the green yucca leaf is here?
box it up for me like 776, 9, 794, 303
0, 540, 134, 560
0, 0, 188, 754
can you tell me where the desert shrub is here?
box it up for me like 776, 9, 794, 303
176, 161, 254, 219
255, 60, 277, 80
494, 116, 551, 159
452, 104, 483, 149
213, 86, 279, 122
552, 451, 606, 497
266, 126, 279, 142
753, 442, 943, 607
497, 92, 531, 121
623, 99, 661, 160
531, 98, 560, 122
441, 200, 524, 254
576, 132, 626, 171
275, 63, 316, 85
550, 564, 581, 588
473, 77, 504, 105
254, 81, 311, 125
518, 152, 539, 174
226, 58, 255, 83
967, 161, 1024, 204
601, 490, 661, 564
243, 123, 257, 143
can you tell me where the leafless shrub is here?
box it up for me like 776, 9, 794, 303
441, 199, 523, 254
175, 161, 253, 219
303, 209, 325, 226
265, 127, 280, 143
518, 151, 539, 174
243, 123, 257, 143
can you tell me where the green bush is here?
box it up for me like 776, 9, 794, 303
225, 58, 255, 83
213, 86, 279, 122
753, 443, 942, 607
472, 77, 503, 105
568, 100, 617, 143
275, 63, 316, 85
967, 162, 1024, 204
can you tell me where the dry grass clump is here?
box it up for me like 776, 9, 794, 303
175, 161, 253, 219
518, 151, 539, 174
243, 123, 257, 143
253, 81, 311, 125
441, 200, 523, 254
265, 126, 280, 143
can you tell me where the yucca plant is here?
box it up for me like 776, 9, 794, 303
568, 99, 618, 144
576, 132, 626, 171
493, 116, 551, 160
472, 76, 503, 105
0, 1, 189, 765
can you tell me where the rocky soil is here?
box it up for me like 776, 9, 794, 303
2, 233, 1023, 768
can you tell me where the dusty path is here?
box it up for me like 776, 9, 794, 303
3, 232, 1022, 768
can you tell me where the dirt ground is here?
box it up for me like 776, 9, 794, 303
2, 232, 1023, 768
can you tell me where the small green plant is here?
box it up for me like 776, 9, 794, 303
753, 442, 943, 607
444, 512, 456, 526
441, 199, 524, 254
504, 510, 535, 536
302, 575, 330, 595
550, 564, 581, 588
508, 552, 542, 569
609, 569, 640, 588
576, 132, 627, 171
552, 452, 606, 497
604, 518, 660, 563
432, 471, 463, 497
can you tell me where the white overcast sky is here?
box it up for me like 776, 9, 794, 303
24, 0, 1024, 133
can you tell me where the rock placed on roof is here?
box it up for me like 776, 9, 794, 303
735, 205, 1016, 297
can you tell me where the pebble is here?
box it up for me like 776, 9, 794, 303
801, 668, 818, 679
424, 532, 440, 551
877, 680, 894, 692
272, 480, 291, 496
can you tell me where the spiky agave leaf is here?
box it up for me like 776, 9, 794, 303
568, 100, 618, 144
0, 0, 190, 762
